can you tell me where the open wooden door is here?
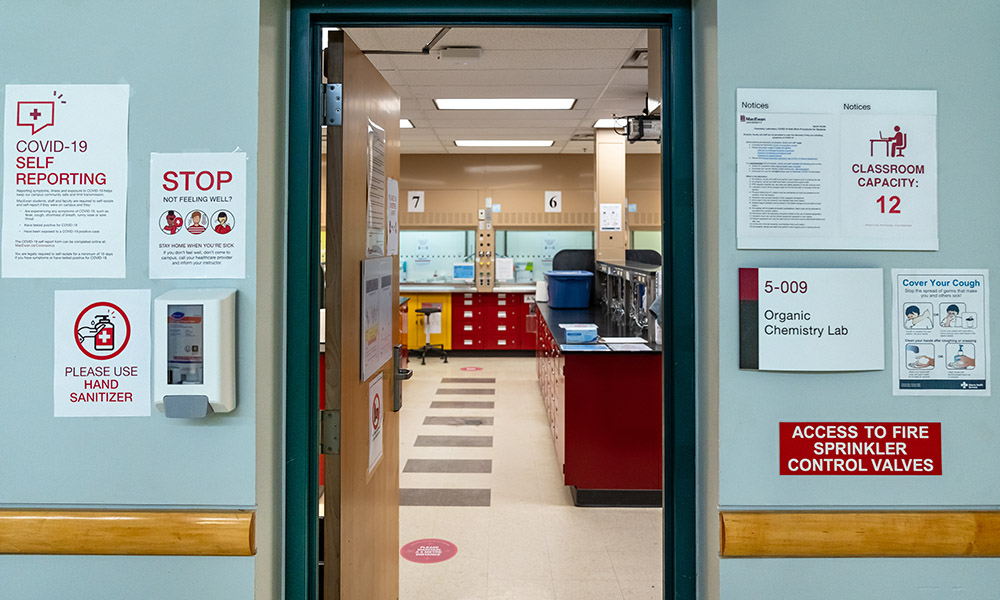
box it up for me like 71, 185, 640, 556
324, 29, 401, 600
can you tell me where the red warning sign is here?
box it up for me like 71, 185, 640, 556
372, 392, 381, 430
400, 539, 458, 564
74, 301, 131, 360
460, 366, 483, 372
780, 422, 941, 475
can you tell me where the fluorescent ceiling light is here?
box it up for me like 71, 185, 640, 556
454, 140, 554, 147
593, 118, 628, 129
435, 98, 576, 110
400, 119, 414, 129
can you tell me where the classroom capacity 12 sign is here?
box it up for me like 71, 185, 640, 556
737, 89, 937, 250
739, 267, 884, 371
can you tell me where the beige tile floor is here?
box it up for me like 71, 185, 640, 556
399, 355, 663, 600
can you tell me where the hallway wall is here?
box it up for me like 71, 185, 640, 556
700, 0, 1000, 597
0, 1, 268, 597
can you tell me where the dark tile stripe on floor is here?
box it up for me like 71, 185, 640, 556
415, 435, 493, 447
436, 388, 495, 395
429, 401, 495, 409
423, 416, 494, 426
404, 459, 492, 473
399, 488, 491, 507
441, 377, 496, 384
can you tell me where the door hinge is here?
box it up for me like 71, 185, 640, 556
321, 409, 340, 455
323, 83, 342, 127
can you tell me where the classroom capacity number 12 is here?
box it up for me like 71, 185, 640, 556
764, 280, 807, 294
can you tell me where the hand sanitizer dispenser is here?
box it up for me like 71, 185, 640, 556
154, 289, 237, 418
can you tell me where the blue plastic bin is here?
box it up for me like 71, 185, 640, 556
544, 270, 594, 308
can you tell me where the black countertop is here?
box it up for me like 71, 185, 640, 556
535, 301, 661, 354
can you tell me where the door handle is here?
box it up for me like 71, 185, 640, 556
393, 345, 411, 412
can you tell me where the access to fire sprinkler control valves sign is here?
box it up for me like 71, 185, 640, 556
149, 152, 247, 279
736, 89, 937, 250
738, 267, 884, 372
892, 269, 990, 396
2, 84, 130, 277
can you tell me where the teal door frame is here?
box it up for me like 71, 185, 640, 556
286, 3, 695, 598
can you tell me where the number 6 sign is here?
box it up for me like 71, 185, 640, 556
545, 190, 562, 213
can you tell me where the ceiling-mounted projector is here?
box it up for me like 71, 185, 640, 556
438, 46, 482, 65
626, 114, 661, 144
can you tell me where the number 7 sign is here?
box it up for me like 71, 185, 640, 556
407, 191, 424, 213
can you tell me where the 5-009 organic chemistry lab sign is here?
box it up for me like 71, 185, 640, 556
53, 290, 150, 417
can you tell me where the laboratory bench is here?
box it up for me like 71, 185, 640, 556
400, 284, 538, 352
535, 301, 663, 507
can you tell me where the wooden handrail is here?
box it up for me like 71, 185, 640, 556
0, 509, 255, 556
720, 511, 1000, 557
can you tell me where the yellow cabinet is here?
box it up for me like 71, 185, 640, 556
406, 293, 452, 351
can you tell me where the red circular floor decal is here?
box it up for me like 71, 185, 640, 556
460, 366, 483, 372
400, 538, 458, 563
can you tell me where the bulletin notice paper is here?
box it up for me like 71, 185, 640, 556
736, 89, 937, 250
386, 177, 399, 256
368, 372, 384, 477
366, 119, 386, 258
361, 256, 394, 381
892, 269, 989, 396
2, 84, 130, 277
149, 152, 247, 279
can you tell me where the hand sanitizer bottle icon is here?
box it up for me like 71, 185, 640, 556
94, 315, 115, 351
954, 344, 965, 363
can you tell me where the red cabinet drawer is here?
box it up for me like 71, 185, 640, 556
454, 335, 484, 349
452, 292, 482, 308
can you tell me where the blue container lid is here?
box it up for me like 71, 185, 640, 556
544, 270, 593, 278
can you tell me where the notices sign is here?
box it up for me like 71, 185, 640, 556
361, 256, 393, 381
368, 373, 384, 476
737, 89, 937, 250
738, 267, 884, 371
149, 152, 246, 279
366, 120, 386, 257
386, 177, 399, 256
53, 290, 150, 417
2, 84, 130, 277
892, 269, 989, 395
780, 422, 942, 475
599, 203, 622, 231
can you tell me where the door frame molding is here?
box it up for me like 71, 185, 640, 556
286, 3, 695, 598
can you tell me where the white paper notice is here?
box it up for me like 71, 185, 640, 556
53, 289, 151, 417
149, 152, 246, 279
600, 203, 622, 231
892, 270, 989, 396
387, 177, 399, 256
737, 89, 938, 250
3, 84, 129, 277
368, 372, 384, 476
496, 257, 514, 282
366, 120, 386, 257
361, 256, 394, 381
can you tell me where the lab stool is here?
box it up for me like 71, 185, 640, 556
415, 307, 448, 365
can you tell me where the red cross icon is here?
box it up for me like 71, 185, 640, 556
29, 108, 41, 120
97, 329, 112, 344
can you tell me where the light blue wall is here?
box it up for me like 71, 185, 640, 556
0, 0, 261, 595
710, 0, 1000, 597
